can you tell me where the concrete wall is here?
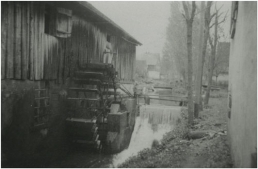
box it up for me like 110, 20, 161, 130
228, 2, 257, 167
1, 79, 70, 167
106, 98, 137, 153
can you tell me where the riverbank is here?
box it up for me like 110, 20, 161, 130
119, 89, 233, 168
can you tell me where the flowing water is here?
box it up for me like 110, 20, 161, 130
50, 89, 181, 168
111, 104, 181, 167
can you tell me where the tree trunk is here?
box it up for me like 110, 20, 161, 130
205, 11, 218, 105
194, 1, 205, 118
194, 2, 212, 116
186, 21, 194, 126
182, 1, 196, 126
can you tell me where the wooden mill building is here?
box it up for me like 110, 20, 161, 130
1, 1, 141, 166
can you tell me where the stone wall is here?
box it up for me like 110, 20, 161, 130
2, 79, 70, 167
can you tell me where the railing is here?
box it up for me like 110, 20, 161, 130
137, 94, 188, 106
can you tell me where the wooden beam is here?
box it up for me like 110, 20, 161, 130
21, 2, 28, 79
14, 2, 22, 79
7, 2, 14, 78
1, 2, 8, 79
29, 2, 34, 80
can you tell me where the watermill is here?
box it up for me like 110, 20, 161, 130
65, 63, 136, 153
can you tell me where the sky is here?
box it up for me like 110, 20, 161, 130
90, 1, 171, 57
89, 1, 231, 58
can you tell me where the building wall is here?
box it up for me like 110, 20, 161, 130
228, 2, 257, 167
1, 1, 136, 82
2, 80, 70, 167
1, 1, 137, 166
148, 71, 160, 79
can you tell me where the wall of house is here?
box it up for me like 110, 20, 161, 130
228, 2, 257, 167
1, 1, 137, 166
1, 1, 136, 82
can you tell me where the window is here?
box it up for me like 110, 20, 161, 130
33, 88, 50, 131
107, 34, 111, 42
44, 5, 72, 38
55, 7, 73, 38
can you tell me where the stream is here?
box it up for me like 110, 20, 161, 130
50, 89, 181, 168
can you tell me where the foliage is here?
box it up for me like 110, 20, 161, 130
161, 2, 200, 82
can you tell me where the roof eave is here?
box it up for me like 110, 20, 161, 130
76, 1, 142, 46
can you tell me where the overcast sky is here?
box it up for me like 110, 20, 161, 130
90, 1, 231, 58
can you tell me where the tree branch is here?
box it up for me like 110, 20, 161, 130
182, 13, 186, 20
208, 34, 214, 48
217, 11, 228, 25
194, 1, 206, 17
190, 1, 196, 20
217, 12, 224, 19
209, 22, 216, 28
217, 19, 225, 25
209, 11, 228, 28
182, 1, 190, 20
210, 12, 216, 21
216, 4, 224, 13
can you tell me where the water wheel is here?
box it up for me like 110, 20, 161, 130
66, 63, 118, 152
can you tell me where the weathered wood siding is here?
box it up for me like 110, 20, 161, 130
111, 37, 136, 81
1, 2, 136, 82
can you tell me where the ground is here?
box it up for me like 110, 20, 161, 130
119, 89, 233, 168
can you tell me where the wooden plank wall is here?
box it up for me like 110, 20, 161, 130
1, 2, 8, 79
1, 2, 45, 80
1, 2, 137, 82
6, 2, 15, 79
111, 37, 136, 81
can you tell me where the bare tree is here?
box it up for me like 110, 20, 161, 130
194, 1, 214, 117
163, 2, 200, 85
181, 1, 196, 126
204, 5, 228, 105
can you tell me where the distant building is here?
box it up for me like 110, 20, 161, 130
228, 2, 257, 167
135, 60, 147, 78
138, 52, 160, 79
